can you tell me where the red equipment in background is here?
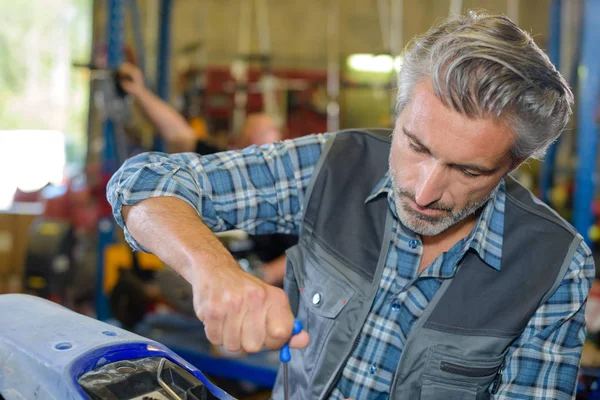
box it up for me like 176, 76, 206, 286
201, 66, 329, 138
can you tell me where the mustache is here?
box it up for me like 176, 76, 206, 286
395, 188, 453, 212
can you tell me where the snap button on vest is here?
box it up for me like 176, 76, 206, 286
312, 293, 322, 305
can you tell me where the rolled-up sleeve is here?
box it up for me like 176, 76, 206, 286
106, 134, 331, 251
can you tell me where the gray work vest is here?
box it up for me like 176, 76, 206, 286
272, 129, 581, 399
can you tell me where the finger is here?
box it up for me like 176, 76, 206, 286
204, 323, 223, 347
119, 82, 133, 94
116, 66, 134, 81
119, 73, 134, 82
120, 61, 131, 69
264, 302, 294, 350
201, 297, 226, 347
204, 317, 225, 346
221, 292, 244, 352
289, 330, 310, 349
240, 303, 266, 353
241, 287, 268, 353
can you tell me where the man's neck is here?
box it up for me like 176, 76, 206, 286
416, 211, 481, 273
421, 210, 481, 250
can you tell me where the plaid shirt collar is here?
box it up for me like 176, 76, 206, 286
365, 171, 505, 271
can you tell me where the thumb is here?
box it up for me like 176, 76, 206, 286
289, 330, 310, 349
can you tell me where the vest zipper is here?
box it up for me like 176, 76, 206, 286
490, 360, 504, 394
440, 361, 500, 378
322, 332, 362, 399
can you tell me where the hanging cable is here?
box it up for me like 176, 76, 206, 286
326, 0, 340, 132
449, 0, 463, 16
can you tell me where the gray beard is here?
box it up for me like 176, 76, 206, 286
388, 163, 499, 236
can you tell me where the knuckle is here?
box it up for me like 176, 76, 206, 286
247, 286, 267, 306
270, 325, 290, 341
194, 303, 206, 322
272, 289, 290, 306
224, 293, 243, 311
207, 306, 225, 321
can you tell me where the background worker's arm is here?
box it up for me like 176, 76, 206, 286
107, 134, 331, 351
118, 62, 197, 153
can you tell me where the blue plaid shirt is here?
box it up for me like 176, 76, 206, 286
107, 133, 594, 399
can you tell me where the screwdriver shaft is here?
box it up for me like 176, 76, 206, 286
284, 363, 289, 400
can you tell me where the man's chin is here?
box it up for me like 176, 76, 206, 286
398, 210, 452, 236
404, 221, 449, 236
392, 193, 466, 235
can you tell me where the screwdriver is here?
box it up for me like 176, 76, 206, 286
279, 319, 303, 400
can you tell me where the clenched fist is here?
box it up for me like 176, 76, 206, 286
191, 252, 309, 353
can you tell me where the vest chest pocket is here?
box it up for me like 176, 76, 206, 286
300, 255, 354, 318
420, 347, 505, 400
288, 246, 355, 384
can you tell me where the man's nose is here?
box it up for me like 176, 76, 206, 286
415, 160, 446, 207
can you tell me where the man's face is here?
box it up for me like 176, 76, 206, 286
389, 81, 515, 236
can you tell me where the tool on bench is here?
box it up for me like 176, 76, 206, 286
279, 319, 303, 400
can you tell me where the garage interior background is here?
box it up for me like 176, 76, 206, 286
1, 0, 600, 398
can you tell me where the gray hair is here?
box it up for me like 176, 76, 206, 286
396, 11, 574, 161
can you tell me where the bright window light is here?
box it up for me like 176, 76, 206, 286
393, 56, 404, 72
0, 130, 66, 197
347, 54, 404, 73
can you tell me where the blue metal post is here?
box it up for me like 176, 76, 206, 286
538, 0, 561, 204
128, 0, 146, 74
96, 0, 126, 321
102, 0, 125, 176
573, 0, 600, 245
153, 0, 173, 152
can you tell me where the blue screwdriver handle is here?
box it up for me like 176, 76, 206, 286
280, 319, 303, 363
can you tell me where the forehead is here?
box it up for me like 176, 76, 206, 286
400, 81, 515, 167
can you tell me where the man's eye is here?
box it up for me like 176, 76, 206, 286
461, 169, 480, 178
409, 141, 427, 153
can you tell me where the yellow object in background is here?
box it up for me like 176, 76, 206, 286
103, 243, 164, 294
550, 185, 569, 209
190, 118, 208, 140
589, 225, 600, 243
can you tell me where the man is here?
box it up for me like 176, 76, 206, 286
107, 12, 593, 399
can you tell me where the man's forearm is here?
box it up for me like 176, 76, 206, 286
122, 196, 228, 282
120, 195, 310, 355
134, 88, 196, 153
